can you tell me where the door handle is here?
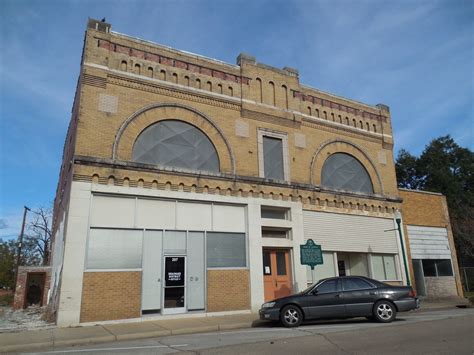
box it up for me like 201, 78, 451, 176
335, 294, 341, 298
369, 292, 376, 295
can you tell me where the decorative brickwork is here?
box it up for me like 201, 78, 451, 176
95, 38, 249, 85
71, 163, 401, 219
292, 89, 386, 122
80, 271, 141, 322
207, 269, 250, 312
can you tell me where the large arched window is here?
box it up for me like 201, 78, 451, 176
132, 120, 220, 172
321, 153, 373, 193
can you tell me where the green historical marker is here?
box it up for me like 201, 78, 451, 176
300, 239, 323, 270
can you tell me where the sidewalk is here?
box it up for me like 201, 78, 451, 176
0, 313, 261, 352
1, 299, 470, 353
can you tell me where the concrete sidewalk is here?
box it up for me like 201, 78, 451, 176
0, 313, 260, 352
1, 299, 470, 353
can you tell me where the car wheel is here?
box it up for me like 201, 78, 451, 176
280, 305, 303, 327
373, 300, 396, 323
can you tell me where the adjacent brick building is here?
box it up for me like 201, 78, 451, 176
46, 19, 462, 326
400, 189, 464, 299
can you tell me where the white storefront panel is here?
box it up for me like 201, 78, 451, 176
407, 226, 451, 260
136, 199, 176, 229
90, 195, 135, 228
89, 195, 246, 233
303, 210, 398, 253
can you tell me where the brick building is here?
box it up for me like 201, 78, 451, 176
47, 19, 461, 326
400, 189, 463, 299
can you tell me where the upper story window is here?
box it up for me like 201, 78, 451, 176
258, 129, 289, 181
132, 120, 220, 173
321, 153, 373, 194
261, 206, 290, 220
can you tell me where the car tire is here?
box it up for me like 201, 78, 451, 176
373, 300, 396, 323
280, 305, 303, 327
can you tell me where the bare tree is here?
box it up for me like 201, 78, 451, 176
26, 206, 52, 266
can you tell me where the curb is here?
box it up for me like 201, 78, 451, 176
0, 321, 254, 352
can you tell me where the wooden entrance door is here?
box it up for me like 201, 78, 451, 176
263, 249, 293, 302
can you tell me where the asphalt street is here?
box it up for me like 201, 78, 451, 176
28, 308, 474, 355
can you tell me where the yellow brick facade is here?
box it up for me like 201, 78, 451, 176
51, 19, 436, 325
61, 20, 403, 220
80, 271, 142, 322
207, 270, 250, 312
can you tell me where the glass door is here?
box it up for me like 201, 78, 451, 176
163, 256, 186, 314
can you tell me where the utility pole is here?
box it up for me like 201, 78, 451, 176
13, 206, 30, 292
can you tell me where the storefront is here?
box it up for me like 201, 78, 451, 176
303, 210, 405, 286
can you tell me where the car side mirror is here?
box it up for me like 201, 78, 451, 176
311, 289, 318, 295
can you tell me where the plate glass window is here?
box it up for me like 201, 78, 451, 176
206, 232, 246, 268
422, 259, 453, 277
371, 254, 397, 280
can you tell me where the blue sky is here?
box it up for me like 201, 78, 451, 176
0, 0, 473, 239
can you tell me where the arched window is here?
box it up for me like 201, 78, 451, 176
321, 153, 373, 193
132, 120, 220, 172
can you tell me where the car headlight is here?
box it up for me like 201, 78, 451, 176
262, 302, 276, 308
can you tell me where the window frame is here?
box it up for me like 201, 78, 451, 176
342, 277, 376, 291
131, 119, 220, 173
261, 206, 291, 220
315, 279, 341, 294
257, 129, 290, 182
371, 254, 398, 281
421, 259, 454, 277
206, 231, 247, 269
321, 152, 374, 194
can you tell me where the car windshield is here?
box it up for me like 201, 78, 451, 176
299, 280, 326, 294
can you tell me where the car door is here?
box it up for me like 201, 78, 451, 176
300, 279, 345, 320
342, 277, 378, 317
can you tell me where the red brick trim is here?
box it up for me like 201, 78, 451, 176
291, 89, 386, 122
96, 38, 250, 85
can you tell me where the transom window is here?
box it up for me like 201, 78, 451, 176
321, 153, 373, 194
132, 120, 220, 172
